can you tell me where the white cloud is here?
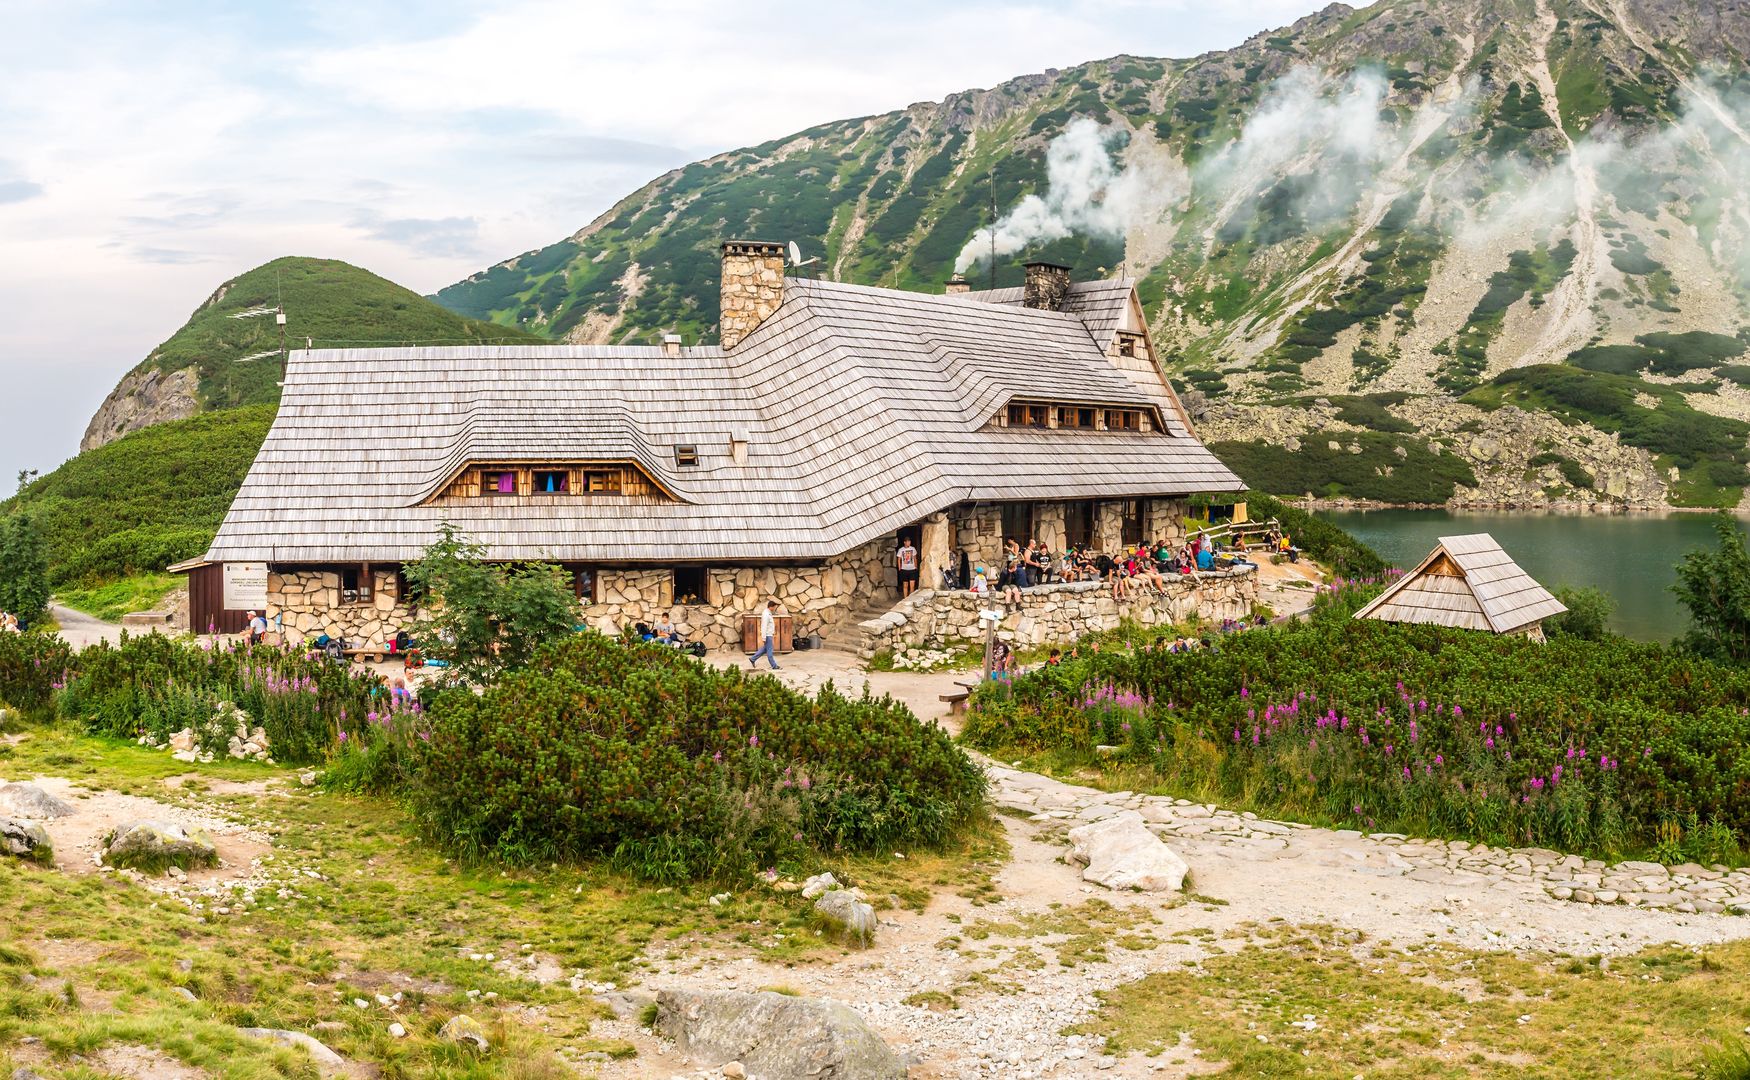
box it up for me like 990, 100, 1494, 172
0, 0, 1331, 484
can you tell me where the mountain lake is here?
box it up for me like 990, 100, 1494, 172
1315, 508, 1748, 642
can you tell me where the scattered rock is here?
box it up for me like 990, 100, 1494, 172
439, 1014, 490, 1051
389, 1022, 407, 1038
236, 1028, 345, 1068
801, 872, 839, 900
0, 781, 74, 819
655, 989, 905, 1080
298, 771, 318, 787
0, 817, 52, 862
814, 889, 878, 944
1067, 810, 1189, 892
103, 820, 219, 871
171, 986, 197, 1002
596, 989, 657, 1020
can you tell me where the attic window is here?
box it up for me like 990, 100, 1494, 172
583, 470, 622, 494
534, 470, 569, 493
1006, 403, 1050, 428
483, 470, 517, 495
1116, 331, 1144, 358
1106, 409, 1142, 432
1057, 406, 1097, 429
675, 445, 700, 468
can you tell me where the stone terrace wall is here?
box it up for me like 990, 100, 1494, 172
856, 569, 1258, 656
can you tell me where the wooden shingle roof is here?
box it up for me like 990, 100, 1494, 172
1353, 533, 1567, 634
202, 276, 1244, 565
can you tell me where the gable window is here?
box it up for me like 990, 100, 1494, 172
1006, 403, 1050, 428
1106, 409, 1142, 431
483, 469, 517, 495
675, 445, 700, 468
534, 470, 569, 493
1116, 332, 1144, 358
582, 470, 622, 494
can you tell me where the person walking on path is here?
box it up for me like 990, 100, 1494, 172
896, 535, 920, 598
749, 600, 782, 670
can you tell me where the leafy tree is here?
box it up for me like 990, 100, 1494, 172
1672, 511, 1750, 664
1546, 585, 1614, 640
0, 510, 51, 625
402, 524, 580, 683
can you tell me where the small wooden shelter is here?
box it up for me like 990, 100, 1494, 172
1353, 533, 1566, 640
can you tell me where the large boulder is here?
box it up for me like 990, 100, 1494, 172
237, 1028, 345, 1069
0, 782, 74, 819
1, 818, 52, 863
655, 989, 904, 1080
1067, 810, 1189, 892
813, 889, 878, 944
103, 820, 218, 872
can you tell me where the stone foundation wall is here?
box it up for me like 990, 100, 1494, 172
575, 536, 900, 651
270, 570, 417, 646
855, 568, 1259, 656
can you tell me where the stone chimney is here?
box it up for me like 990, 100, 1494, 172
719, 240, 786, 349
944, 272, 970, 295
1022, 260, 1072, 312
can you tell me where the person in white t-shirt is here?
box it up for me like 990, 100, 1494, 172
896, 536, 920, 598
748, 600, 781, 670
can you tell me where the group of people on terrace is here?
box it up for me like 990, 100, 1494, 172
938, 525, 1293, 604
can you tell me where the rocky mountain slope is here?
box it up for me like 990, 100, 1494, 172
436, 0, 1750, 508
83, 257, 541, 451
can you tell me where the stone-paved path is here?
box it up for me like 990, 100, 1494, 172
987, 761, 1750, 924
600, 757, 1750, 1080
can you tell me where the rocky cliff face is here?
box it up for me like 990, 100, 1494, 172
81, 367, 201, 452
437, 0, 1750, 509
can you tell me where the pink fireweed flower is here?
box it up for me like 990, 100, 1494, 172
749, 734, 759, 747
1485, 737, 1494, 749
1434, 754, 1444, 766
1384, 744, 1393, 755
1402, 766, 1410, 779
1233, 728, 1242, 743
1495, 725, 1504, 737
1240, 687, 1249, 699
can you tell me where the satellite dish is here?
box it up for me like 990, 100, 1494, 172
787, 240, 802, 264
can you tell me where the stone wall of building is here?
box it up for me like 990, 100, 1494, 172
574, 535, 900, 651
269, 569, 416, 646
719, 241, 786, 350
854, 568, 1259, 656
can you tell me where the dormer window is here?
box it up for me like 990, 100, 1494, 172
675, 445, 700, 468
534, 470, 569, 493
1006, 403, 1051, 428
484, 470, 517, 495
582, 470, 622, 494
1106, 409, 1142, 431
1057, 406, 1096, 429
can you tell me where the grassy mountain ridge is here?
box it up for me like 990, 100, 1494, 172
435, 0, 1750, 508
84, 256, 543, 451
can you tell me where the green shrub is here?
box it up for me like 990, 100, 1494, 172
1547, 585, 1615, 640
0, 632, 76, 722
963, 617, 1750, 863
400, 633, 986, 880
1212, 433, 1477, 504
48, 634, 384, 764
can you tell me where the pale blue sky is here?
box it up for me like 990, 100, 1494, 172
0, 0, 1331, 484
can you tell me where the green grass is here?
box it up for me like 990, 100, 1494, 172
0, 725, 1004, 1076
1212, 433, 1477, 505
1083, 923, 1750, 1077
3, 406, 275, 585
54, 573, 180, 623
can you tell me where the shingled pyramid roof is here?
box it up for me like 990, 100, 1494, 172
1353, 533, 1567, 634
201, 275, 1243, 565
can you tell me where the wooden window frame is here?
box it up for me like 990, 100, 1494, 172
675, 445, 700, 468
582, 470, 623, 494
672, 566, 708, 605
533, 469, 570, 494
1106, 409, 1142, 432
481, 468, 519, 496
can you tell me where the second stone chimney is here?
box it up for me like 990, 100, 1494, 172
1022, 260, 1072, 312
944, 273, 970, 295
719, 240, 786, 349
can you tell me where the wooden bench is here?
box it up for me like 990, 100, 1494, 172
938, 679, 982, 717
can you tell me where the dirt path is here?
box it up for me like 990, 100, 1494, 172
591, 658, 1750, 1079
49, 602, 123, 650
